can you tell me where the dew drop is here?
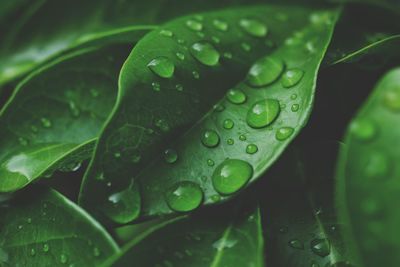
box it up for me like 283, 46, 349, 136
289, 239, 304, 250
281, 69, 304, 88
43, 244, 50, 253
192, 71, 200, 79
246, 144, 258, 154
154, 118, 170, 132
147, 57, 175, 78
18, 137, 28, 146
241, 42, 252, 52
93, 247, 101, 257
247, 57, 285, 87
223, 119, 234, 129
223, 52, 233, 59
310, 238, 330, 257
363, 152, 390, 179
291, 104, 300, 112
186, 20, 203, 31
291, 94, 298, 100
239, 134, 247, 141
165, 181, 203, 212
212, 159, 253, 195
349, 118, 376, 142
213, 103, 225, 112
207, 159, 215, 166
239, 18, 268, 37
227, 138, 234, 145
190, 42, 220, 66
213, 19, 229, 31
60, 254, 68, 264
40, 117, 52, 128
176, 52, 185, 61
201, 130, 220, 148
276, 127, 294, 141
383, 88, 400, 112
90, 89, 99, 97
152, 82, 161, 92
164, 149, 178, 164
30, 248, 36, 256
196, 32, 205, 38
226, 88, 247, 104
211, 194, 221, 202
246, 99, 280, 128
159, 29, 173, 37
211, 36, 220, 44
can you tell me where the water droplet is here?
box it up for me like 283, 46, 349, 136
247, 57, 285, 87
40, 117, 52, 128
190, 42, 220, 66
201, 130, 220, 148
165, 181, 203, 212
306, 41, 316, 53
246, 144, 258, 154
192, 71, 200, 79
211, 36, 220, 44
60, 254, 68, 264
18, 137, 28, 146
227, 138, 234, 145
207, 159, 215, 166
196, 31, 205, 38
223, 119, 234, 129
291, 94, 298, 100
90, 89, 99, 97
152, 82, 161, 92
241, 42, 252, 52
147, 57, 175, 78
212, 159, 253, 195
68, 101, 80, 117
114, 152, 121, 159
239, 134, 247, 141
223, 52, 233, 59
226, 88, 246, 104
30, 248, 36, 256
177, 39, 185, 45
247, 99, 280, 128
30, 125, 38, 133
213, 103, 225, 112
159, 29, 173, 37
186, 20, 203, 31
213, 19, 229, 31
363, 152, 390, 179
281, 69, 304, 88
239, 18, 268, 37
291, 104, 300, 112
289, 239, 304, 249
154, 118, 170, 132
103, 181, 141, 224
18, 225, 23, 230
310, 238, 330, 257
383, 88, 400, 112
43, 244, 50, 253
349, 118, 376, 141
276, 127, 294, 141
27, 218, 32, 224
93, 247, 100, 257
164, 149, 178, 164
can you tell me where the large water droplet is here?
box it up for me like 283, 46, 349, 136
247, 57, 285, 87
103, 181, 141, 224
186, 20, 203, 31
165, 181, 203, 212
281, 69, 304, 88
201, 130, 220, 148
147, 57, 175, 78
213, 19, 229, 31
223, 119, 234, 129
247, 99, 280, 128
310, 238, 330, 257
212, 159, 253, 195
239, 18, 268, 37
289, 239, 304, 249
383, 88, 400, 112
246, 144, 258, 154
276, 127, 294, 141
190, 42, 220, 66
349, 118, 376, 142
164, 149, 178, 164
226, 88, 247, 104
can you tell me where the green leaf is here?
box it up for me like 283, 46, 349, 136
104, 203, 263, 267
0, 185, 119, 266
0, 42, 134, 193
336, 67, 400, 266
79, 6, 340, 224
0, 0, 264, 87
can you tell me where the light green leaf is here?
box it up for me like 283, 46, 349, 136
79, 5, 340, 224
0, 185, 119, 266
336, 67, 400, 266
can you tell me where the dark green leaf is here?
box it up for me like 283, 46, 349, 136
104, 203, 263, 267
79, 6, 340, 224
0, 185, 118, 266
336, 67, 400, 266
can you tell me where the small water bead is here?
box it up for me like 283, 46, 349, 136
211, 36, 221, 44
276, 127, 294, 141
40, 117, 52, 128
289, 239, 304, 250
349, 118, 376, 142
213, 19, 229, 31
164, 149, 178, 164
196, 32, 205, 38
152, 82, 161, 92
201, 130, 220, 148
60, 254, 68, 264
363, 152, 390, 179
306, 41, 316, 53
159, 29, 173, 37
30, 248, 36, 256
223, 119, 234, 130
154, 119, 170, 132
18, 137, 28, 146
213, 103, 225, 112
383, 88, 400, 112
211, 194, 221, 202
176, 52, 185, 61
165, 181, 203, 212
227, 138, 234, 145
147, 57, 175, 78
114, 152, 121, 158
239, 18, 268, 38
190, 42, 220, 66
281, 69, 304, 88
239, 134, 247, 141
192, 71, 200, 79
93, 247, 101, 257
241, 43, 252, 52
291, 104, 300, 112
291, 94, 298, 100
68, 101, 80, 117
213, 236, 238, 251
43, 244, 50, 253
226, 88, 247, 104
223, 52, 233, 59
247, 57, 285, 87
31, 125, 38, 133
310, 238, 330, 257
186, 20, 203, 31
247, 99, 280, 128
176, 84, 184, 91
212, 159, 253, 195
246, 144, 258, 154
207, 159, 215, 166
177, 39, 185, 45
